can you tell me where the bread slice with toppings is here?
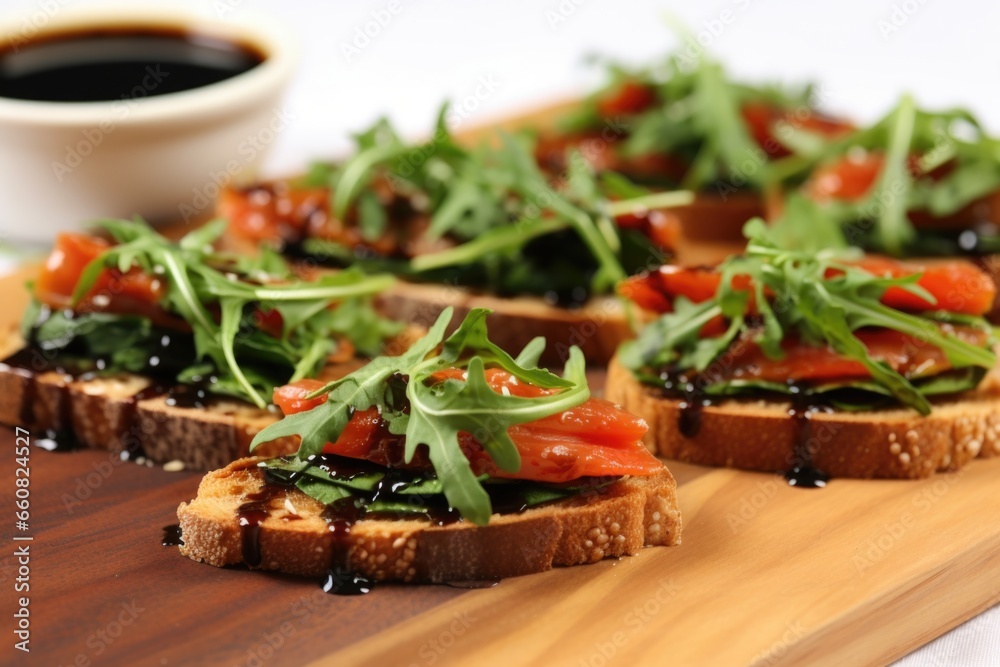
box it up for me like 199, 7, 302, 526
0, 327, 423, 471
605, 355, 1000, 480
177, 457, 681, 583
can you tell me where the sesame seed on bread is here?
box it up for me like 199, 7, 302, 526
605, 354, 1000, 479
177, 457, 682, 583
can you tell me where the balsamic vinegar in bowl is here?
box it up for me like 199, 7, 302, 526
0, 26, 264, 103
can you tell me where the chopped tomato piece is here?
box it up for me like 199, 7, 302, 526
806, 151, 959, 205
597, 81, 658, 118
620, 257, 996, 316
328, 406, 388, 459
218, 184, 329, 244
615, 209, 681, 252
35, 233, 108, 303
722, 326, 989, 383
274, 369, 662, 483
742, 102, 854, 159
35, 232, 166, 312
461, 418, 659, 484
849, 256, 996, 316
253, 307, 284, 338
806, 151, 884, 202
273, 378, 328, 414
618, 272, 674, 313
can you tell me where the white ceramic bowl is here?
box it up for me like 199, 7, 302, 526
0, 6, 298, 244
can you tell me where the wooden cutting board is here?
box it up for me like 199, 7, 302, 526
2, 267, 1000, 667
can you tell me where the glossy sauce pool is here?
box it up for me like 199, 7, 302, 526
0, 26, 264, 102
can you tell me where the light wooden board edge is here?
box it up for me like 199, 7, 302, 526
313, 459, 1000, 667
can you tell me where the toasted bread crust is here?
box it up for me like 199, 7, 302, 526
0, 329, 422, 469
177, 457, 681, 582
605, 355, 1000, 479
376, 282, 631, 367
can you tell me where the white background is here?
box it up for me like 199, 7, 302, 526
2, 0, 1000, 664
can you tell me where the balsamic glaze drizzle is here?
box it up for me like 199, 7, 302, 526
657, 368, 833, 488
784, 385, 831, 489
162, 524, 185, 547
3, 306, 219, 459
246, 454, 567, 594
657, 370, 713, 439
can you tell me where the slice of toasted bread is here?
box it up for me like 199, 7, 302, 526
177, 457, 681, 582
605, 354, 1000, 479
0, 328, 423, 470
377, 282, 632, 367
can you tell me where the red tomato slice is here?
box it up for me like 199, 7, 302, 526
36, 232, 166, 313
742, 102, 854, 159
597, 81, 658, 118
35, 232, 108, 304
274, 370, 662, 483
805, 150, 958, 206
848, 256, 996, 315
620, 257, 995, 316
462, 422, 660, 484
806, 151, 884, 202
218, 184, 330, 244
618, 272, 674, 314
219, 182, 405, 257
722, 326, 989, 383
273, 378, 329, 414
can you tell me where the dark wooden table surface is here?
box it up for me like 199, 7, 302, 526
0, 431, 465, 667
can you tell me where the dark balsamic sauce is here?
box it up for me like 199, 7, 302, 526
657, 370, 713, 438
783, 384, 830, 489
0, 26, 264, 103
164, 380, 216, 409
236, 487, 282, 568
320, 501, 373, 596
162, 524, 184, 547
654, 366, 832, 488
118, 383, 172, 461
2, 347, 81, 452
253, 454, 532, 594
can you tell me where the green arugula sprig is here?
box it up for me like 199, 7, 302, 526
299, 108, 692, 298
58, 219, 398, 408
261, 455, 600, 519
251, 307, 590, 525
560, 37, 817, 193
621, 217, 997, 415
772, 96, 1000, 256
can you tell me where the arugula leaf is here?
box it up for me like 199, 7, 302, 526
774, 97, 1000, 257
41, 218, 398, 408
622, 218, 998, 414
564, 33, 815, 193
869, 94, 917, 255
252, 307, 591, 525
291, 106, 695, 299
260, 456, 581, 519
